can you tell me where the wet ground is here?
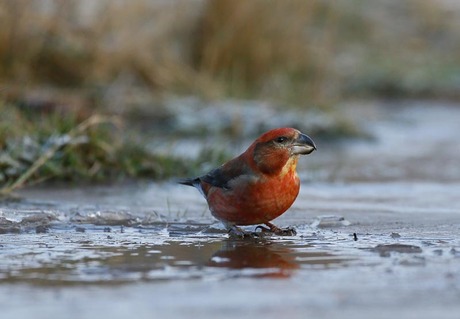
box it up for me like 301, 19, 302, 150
1, 101, 460, 319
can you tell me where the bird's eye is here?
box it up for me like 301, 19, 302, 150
275, 136, 288, 143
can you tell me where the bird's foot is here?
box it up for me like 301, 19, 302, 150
227, 225, 260, 239
257, 222, 297, 236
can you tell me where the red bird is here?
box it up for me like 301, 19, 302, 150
180, 127, 316, 237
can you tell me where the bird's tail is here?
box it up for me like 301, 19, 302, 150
178, 177, 206, 197
177, 177, 199, 187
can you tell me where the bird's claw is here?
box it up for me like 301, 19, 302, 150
227, 223, 297, 239
228, 226, 260, 239
255, 225, 271, 233
260, 222, 297, 236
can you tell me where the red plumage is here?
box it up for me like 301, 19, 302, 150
180, 127, 316, 236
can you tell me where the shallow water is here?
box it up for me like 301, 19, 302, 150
1, 101, 460, 319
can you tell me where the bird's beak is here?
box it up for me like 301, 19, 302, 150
291, 133, 317, 155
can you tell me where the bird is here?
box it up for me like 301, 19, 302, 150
179, 127, 316, 237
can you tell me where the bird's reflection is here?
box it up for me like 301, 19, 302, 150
5, 234, 349, 284
206, 239, 300, 278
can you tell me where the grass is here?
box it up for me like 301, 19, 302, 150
0, 100, 210, 194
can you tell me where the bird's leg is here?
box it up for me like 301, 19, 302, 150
264, 222, 297, 236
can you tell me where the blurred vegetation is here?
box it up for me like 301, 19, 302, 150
1, 0, 459, 189
0, 100, 202, 193
1, 0, 459, 102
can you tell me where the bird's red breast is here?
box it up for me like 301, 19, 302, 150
180, 127, 316, 226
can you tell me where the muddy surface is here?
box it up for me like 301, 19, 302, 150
1, 101, 460, 319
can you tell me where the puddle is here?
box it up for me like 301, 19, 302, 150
0, 212, 458, 286
0, 226, 361, 285
1, 213, 459, 319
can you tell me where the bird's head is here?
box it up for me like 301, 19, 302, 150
248, 127, 316, 175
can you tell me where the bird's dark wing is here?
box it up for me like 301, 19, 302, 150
200, 167, 232, 190
179, 155, 253, 191
201, 157, 252, 190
